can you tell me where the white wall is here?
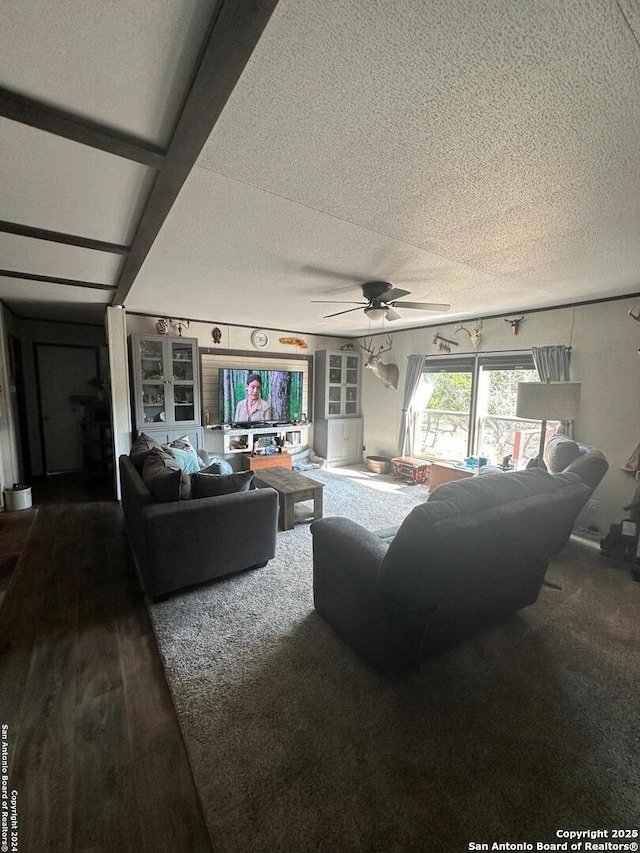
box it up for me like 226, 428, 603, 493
106, 306, 131, 499
124, 314, 341, 359
359, 299, 640, 533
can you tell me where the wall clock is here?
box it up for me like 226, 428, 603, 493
251, 329, 269, 349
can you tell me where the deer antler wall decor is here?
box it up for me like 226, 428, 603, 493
455, 319, 483, 351
433, 332, 459, 353
171, 318, 191, 336
359, 335, 399, 390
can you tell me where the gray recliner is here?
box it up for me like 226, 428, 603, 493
311, 468, 592, 673
543, 434, 609, 494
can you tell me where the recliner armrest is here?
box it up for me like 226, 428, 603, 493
311, 517, 423, 673
311, 517, 388, 592
563, 450, 609, 493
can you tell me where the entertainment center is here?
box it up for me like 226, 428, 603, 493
200, 348, 314, 466
205, 423, 311, 456
129, 340, 363, 470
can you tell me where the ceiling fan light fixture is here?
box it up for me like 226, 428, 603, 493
364, 305, 387, 322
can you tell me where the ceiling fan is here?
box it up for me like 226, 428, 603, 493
312, 280, 450, 321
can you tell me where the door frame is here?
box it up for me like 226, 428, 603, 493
34, 342, 101, 474
7, 335, 30, 482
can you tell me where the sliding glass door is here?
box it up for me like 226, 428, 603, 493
413, 353, 557, 467
475, 358, 549, 469
413, 360, 474, 461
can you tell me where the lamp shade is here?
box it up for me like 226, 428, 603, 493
516, 381, 581, 420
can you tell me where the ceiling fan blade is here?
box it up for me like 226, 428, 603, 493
383, 287, 411, 301
385, 307, 402, 321
310, 300, 367, 305
300, 265, 362, 283
322, 306, 367, 319
393, 301, 451, 312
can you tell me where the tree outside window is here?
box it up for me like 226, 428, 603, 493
414, 371, 472, 461
413, 361, 556, 467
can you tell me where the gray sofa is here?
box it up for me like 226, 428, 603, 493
119, 454, 278, 599
311, 467, 593, 673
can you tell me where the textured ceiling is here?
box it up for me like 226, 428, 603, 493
0, 0, 218, 144
2, 0, 640, 332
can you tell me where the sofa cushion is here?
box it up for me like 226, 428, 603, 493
164, 444, 202, 474
142, 447, 192, 502
191, 470, 254, 499
130, 432, 163, 471
544, 434, 582, 472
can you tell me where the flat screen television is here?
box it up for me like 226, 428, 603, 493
219, 368, 304, 425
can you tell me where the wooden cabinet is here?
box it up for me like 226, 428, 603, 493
314, 350, 363, 466
314, 417, 363, 466
130, 334, 203, 446
241, 452, 293, 471
314, 350, 361, 418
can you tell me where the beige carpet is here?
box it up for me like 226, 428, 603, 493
149, 470, 640, 853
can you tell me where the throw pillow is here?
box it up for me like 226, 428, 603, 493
164, 444, 201, 474
190, 470, 254, 499
130, 432, 163, 471
169, 433, 196, 451
142, 448, 192, 502
201, 456, 234, 476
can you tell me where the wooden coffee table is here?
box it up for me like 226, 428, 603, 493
429, 460, 475, 489
253, 466, 324, 531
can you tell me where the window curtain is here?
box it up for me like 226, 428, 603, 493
531, 345, 571, 381
531, 345, 574, 437
398, 355, 425, 456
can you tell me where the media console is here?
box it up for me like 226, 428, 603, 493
204, 423, 311, 456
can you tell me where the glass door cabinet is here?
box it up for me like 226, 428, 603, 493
131, 334, 201, 430
324, 352, 361, 417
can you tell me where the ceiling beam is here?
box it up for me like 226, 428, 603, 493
0, 88, 166, 169
0, 269, 116, 292
112, 0, 280, 306
0, 220, 129, 254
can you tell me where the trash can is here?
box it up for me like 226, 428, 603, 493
3, 483, 32, 512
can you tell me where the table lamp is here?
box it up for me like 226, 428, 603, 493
516, 381, 581, 463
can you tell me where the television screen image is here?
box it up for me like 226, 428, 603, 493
219, 369, 303, 424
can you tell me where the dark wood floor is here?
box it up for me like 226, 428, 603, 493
0, 474, 213, 853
